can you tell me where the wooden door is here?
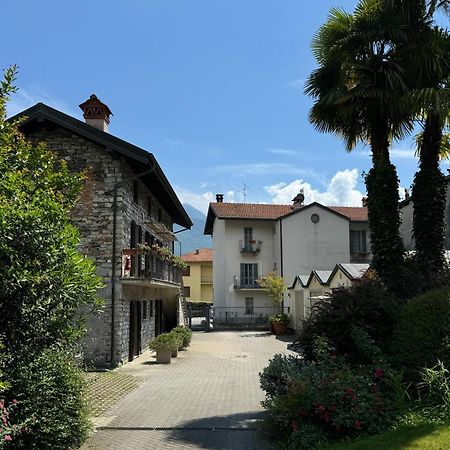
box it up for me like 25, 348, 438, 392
129, 301, 142, 361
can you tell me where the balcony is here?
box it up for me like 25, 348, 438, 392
122, 248, 182, 286
239, 240, 262, 254
233, 275, 261, 290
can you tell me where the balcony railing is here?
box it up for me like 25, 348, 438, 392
233, 275, 260, 289
239, 240, 262, 254
122, 248, 182, 284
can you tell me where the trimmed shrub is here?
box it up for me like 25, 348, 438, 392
390, 287, 450, 380
149, 333, 178, 351
6, 349, 90, 450
299, 278, 400, 362
172, 326, 192, 349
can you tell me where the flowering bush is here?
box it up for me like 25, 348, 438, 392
0, 399, 32, 448
261, 335, 395, 448
136, 243, 187, 269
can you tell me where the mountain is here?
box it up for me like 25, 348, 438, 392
175, 204, 212, 255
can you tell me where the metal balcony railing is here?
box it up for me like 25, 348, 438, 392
239, 239, 262, 254
233, 275, 260, 289
122, 249, 181, 284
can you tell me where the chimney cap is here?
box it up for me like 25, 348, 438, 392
79, 94, 113, 124
216, 193, 224, 203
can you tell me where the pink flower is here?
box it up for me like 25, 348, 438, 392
4, 435, 12, 441
291, 420, 298, 433
375, 368, 384, 378
299, 408, 308, 417
354, 420, 362, 429
345, 388, 354, 395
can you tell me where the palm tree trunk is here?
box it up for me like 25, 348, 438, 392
412, 111, 446, 281
366, 123, 405, 294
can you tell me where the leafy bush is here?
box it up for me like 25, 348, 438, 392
299, 278, 400, 362
149, 333, 178, 351
390, 287, 450, 380
172, 326, 192, 349
5, 349, 90, 450
261, 336, 395, 449
268, 313, 289, 324
260, 354, 304, 404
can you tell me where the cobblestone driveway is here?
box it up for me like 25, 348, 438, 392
82, 331, 294, 450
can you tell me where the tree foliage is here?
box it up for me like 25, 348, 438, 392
258, 272, 286, 312
0, 66, 103, 448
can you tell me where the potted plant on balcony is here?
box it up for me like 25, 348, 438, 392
257, 272, 288, 335
149, 333, 178, 364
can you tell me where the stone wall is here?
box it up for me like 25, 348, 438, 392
25, 122, 180, 367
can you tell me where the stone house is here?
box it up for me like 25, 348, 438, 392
12, 95, 192, 367
181, 248, 213, 303
204, 194, 369, 326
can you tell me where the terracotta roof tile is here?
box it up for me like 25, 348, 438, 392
181, 248, 213, 262
209, 202, 367, 221
210, 202, 292, 220
328, 206, 368, 221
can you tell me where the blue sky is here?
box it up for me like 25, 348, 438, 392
4, 1, 448, 213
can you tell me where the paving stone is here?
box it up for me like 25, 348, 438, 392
82, 331, 295, 449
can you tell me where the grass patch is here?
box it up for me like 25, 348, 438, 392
320, 422, 450, 449
83, 371, 138, 416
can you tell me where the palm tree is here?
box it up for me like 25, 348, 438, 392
388, 0, 450, 279
305, 1, 413, 293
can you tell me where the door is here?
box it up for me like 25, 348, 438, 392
129, 301, 142, 361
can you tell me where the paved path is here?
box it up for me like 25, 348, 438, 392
82, 331, 294, 450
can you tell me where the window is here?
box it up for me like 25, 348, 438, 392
130, 221, 137, 248
182, 265, 190, 277
245, 297, 254, 315
350, 230, 367, 254
244, 227, 253, 251
240, 263, 258, 288
184, 286, 191, 298
133, 180, 139, 204
142, 301, 148, 319
149, 300, 154, 318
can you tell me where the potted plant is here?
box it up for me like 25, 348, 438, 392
258, 272, 288, 335
169, 331, 183, 357
149, 333, 177, 364
172, 325, 192, 350
268, 314, 289, 335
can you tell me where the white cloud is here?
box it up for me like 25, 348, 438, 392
264, 169, 364, 206
7, 87, 78, 118
226, 191, 235, 202
212, 162, 322, 181
390, 148, 416, 159
175, 186, 214, 214
267, 147, 298, 156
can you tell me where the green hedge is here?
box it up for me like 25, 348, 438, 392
390, 287, 450, 379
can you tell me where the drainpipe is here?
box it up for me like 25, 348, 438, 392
109, 166, 154, 368
279, 219, 284, 312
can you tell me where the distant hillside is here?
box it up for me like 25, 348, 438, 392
175, 204, 212, 255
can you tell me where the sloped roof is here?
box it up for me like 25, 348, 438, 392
9, 102, 192, 228
181, 248, 213, 262
314, 270, 333, 285
204, 201, 368, 234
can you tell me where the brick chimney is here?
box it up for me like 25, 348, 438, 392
216, 194, 224, 203
292, 191, 304, 210
79, 94, 113, 132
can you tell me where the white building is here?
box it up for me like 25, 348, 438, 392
204, 194, 370, 324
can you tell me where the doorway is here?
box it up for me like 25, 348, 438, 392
129, 301, 142, 361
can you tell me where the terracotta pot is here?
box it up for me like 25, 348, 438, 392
156, 348, 172, 364
270, 321, 275, 334
272, 321, 288, 336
